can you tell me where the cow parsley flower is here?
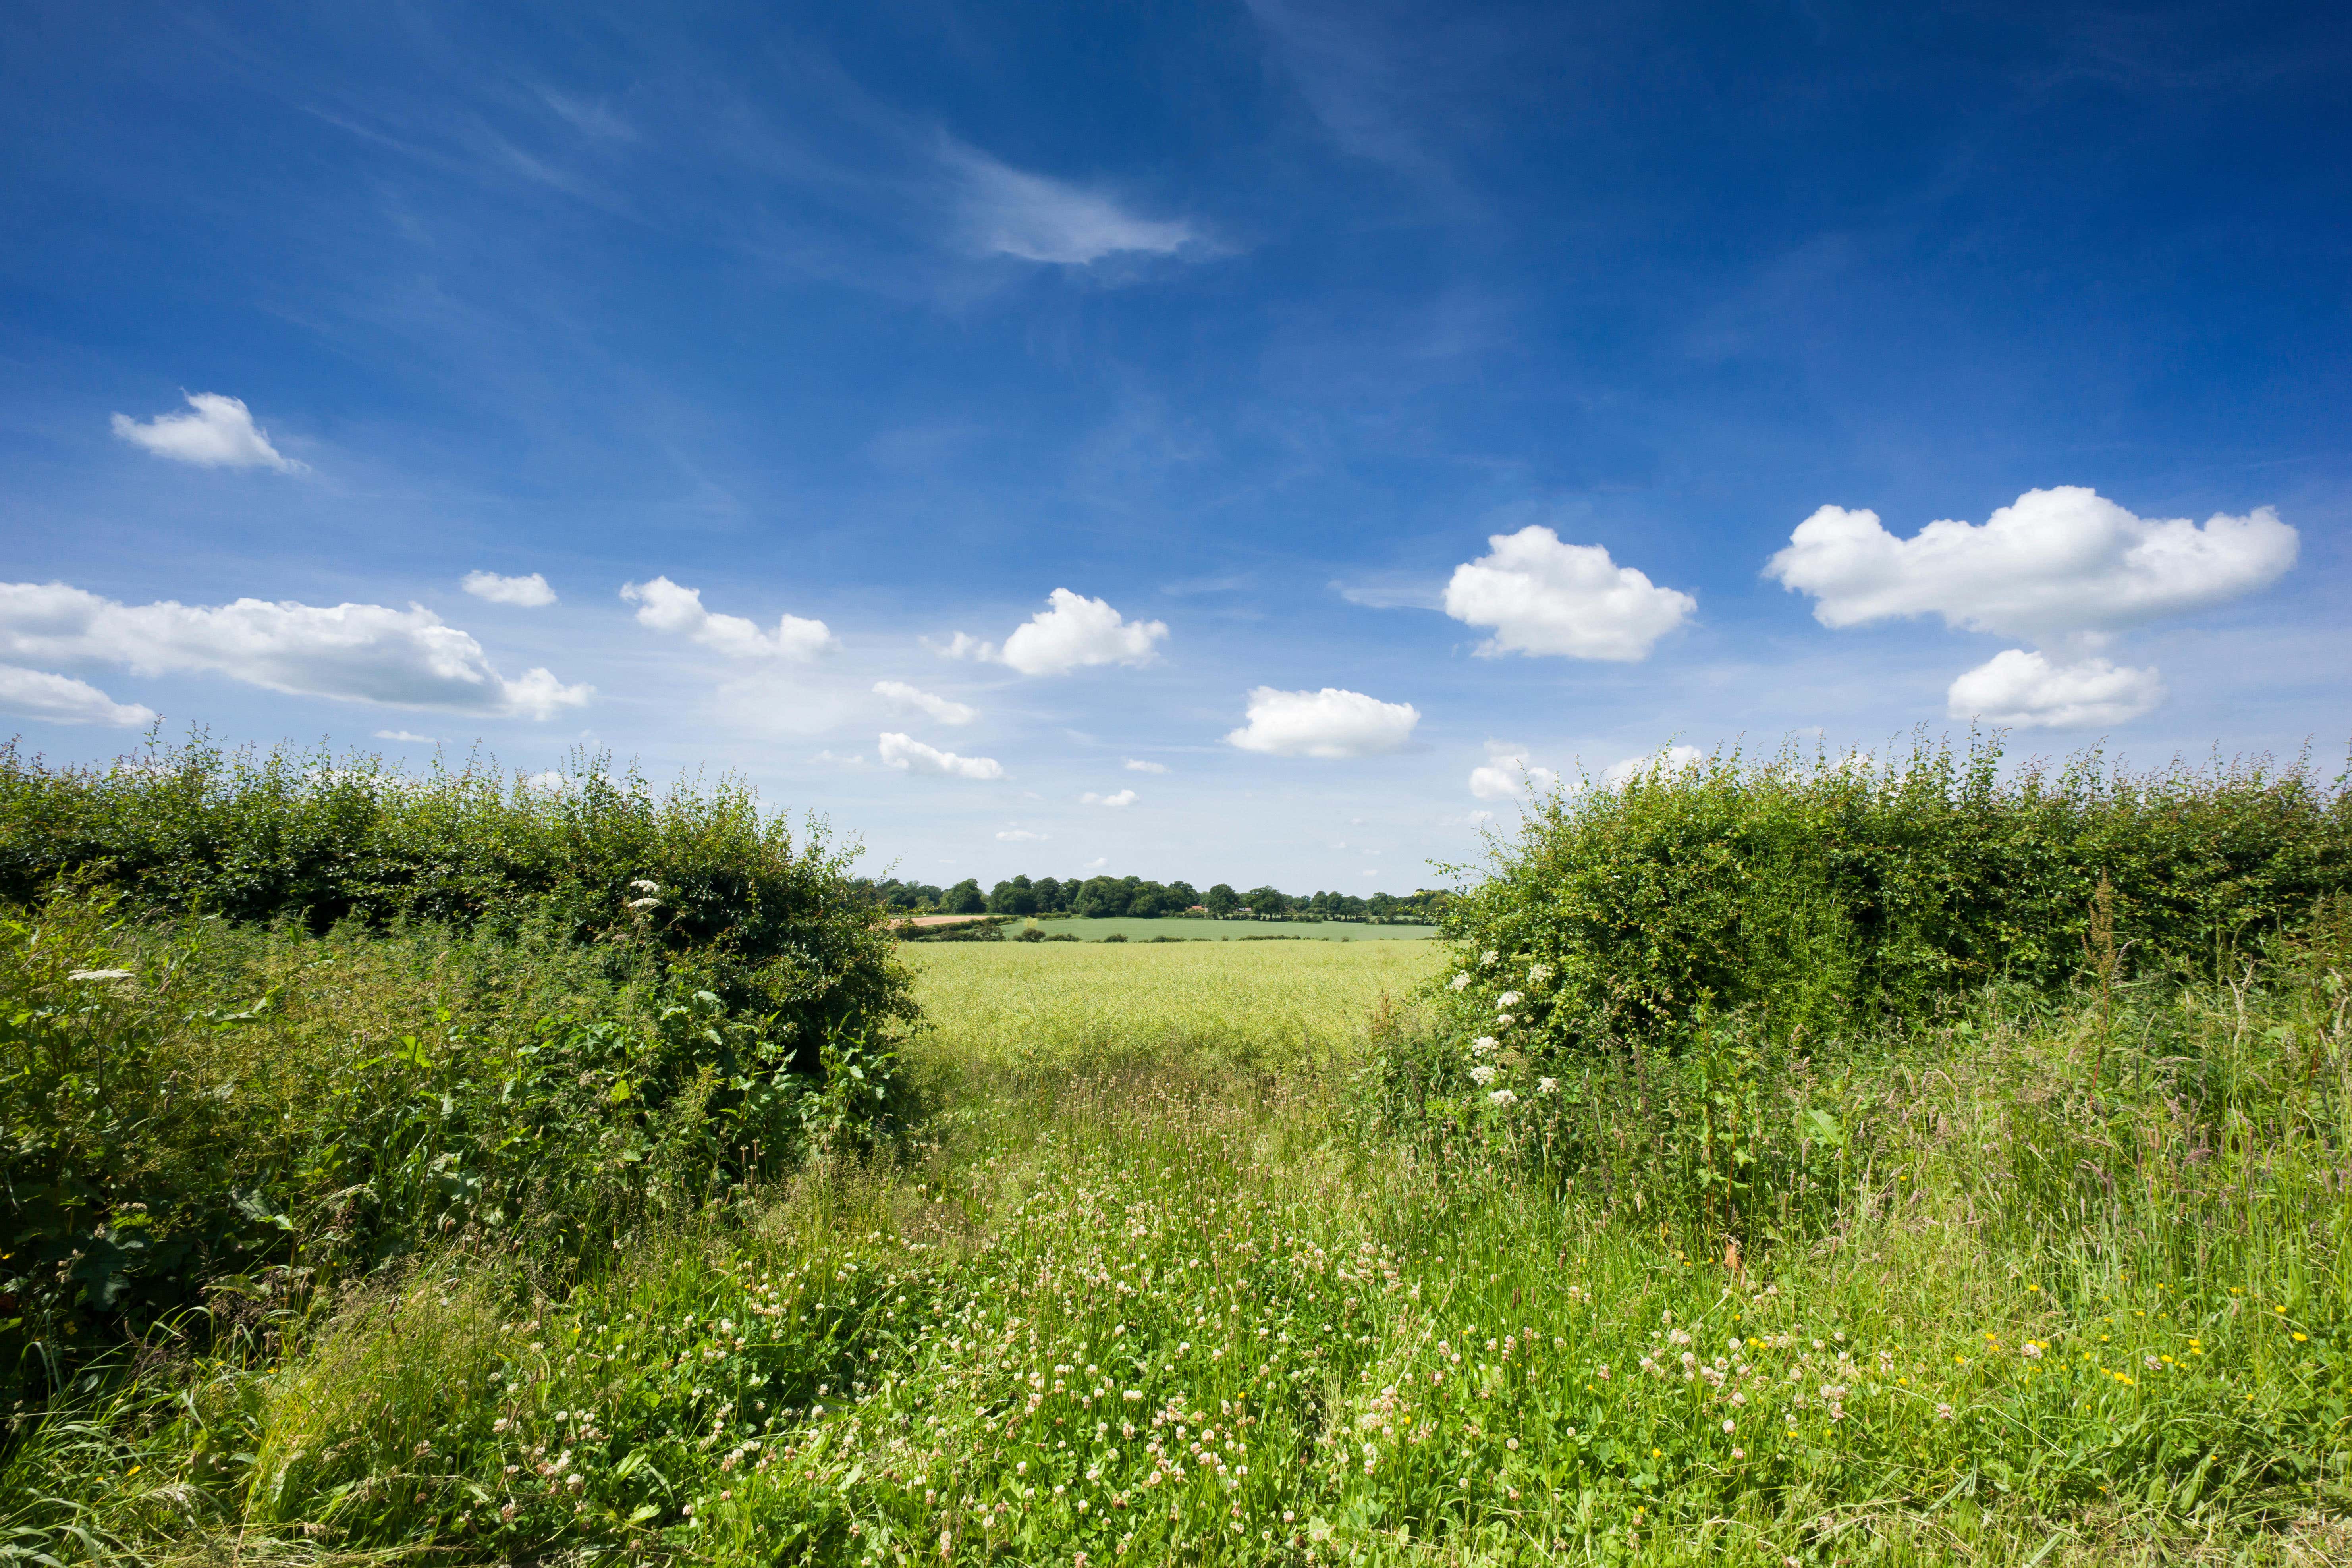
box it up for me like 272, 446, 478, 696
1469, 1064, 1498, 1086
1488, 1089, 1517, 1107
1537, 1076, 1559, 1094
1526, 962, 1553, 984
1480, 950, 1499, 967
1471, 1036, 1499, 1055
1449, 972, 1471, 991
1497, 991, 1523, 1008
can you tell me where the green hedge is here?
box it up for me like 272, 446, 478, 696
0, 735, 913, 1062
1440, 737, 2352, 1052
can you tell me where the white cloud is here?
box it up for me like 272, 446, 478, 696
993, 589, 1169, 676
1123, 758, 1169, 774
996, 828, 1051, 842
1765, 486, 2298, 642
1602, 744, 1707, 787
621, 577, 837, 660
1084, 856, 1108, 870
111, 393, 304, 472
1225, 686, 1420, 758
814, 749, 866, 768
522, 770, 569, 796
1946, 649, 2165, 728
926, 631, 994, 660
1442, 526, 1696, 660
0, 665, 156, 727
462, 570, 557, 607
0, 581, 589, 718
373, 729, 440, 743
1468, 740, 1558, 801
873, 679, 977, 725
878, 731, 1004, 780
948, 144, 1202, 265
1081, 788, 1138, 807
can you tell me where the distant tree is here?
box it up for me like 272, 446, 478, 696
1033, 876, 1066, 913
988, 874, 1039, 916
1073, 875, 1130, 918
1204, 883, 1239, 916
1245, 885, 1292, 916
1166, 880, 1200, 910
944, 878, 986, 914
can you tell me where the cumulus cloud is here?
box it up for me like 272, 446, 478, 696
1225, 686, 1420, 758
1442, 526, 1696, 660
462, 570, 557, 607
0, 665, 156, 727
878, 731, 1004, 780
1946, 649, 2165, 728
948, 144, 1203, 265
111, 393, 303, 472
1765, 487, 2297, 642
1123, 758, 1169, 774
985, 589, 1168, 676
1081, 788, 1138, 807
996, 828, 1050, 842
621, 577, 837, 660
1468, 740, 1558, 801
925, 631, 992, 660
0, 581, 588, 718
1602, 744, 1708, 787
873, 679, 976, 725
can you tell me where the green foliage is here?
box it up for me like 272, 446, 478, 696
1441, 736, 2351, 1057
0, 733, 913, 1054
0, 898, 910, 1405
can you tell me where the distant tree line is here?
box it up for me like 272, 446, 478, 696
853, 874, 1449, 923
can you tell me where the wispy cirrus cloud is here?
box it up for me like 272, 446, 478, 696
946, 142, 1207, 266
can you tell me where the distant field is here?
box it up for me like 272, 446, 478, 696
902, 933, 1445, 1074
1013, 916, 1438, 941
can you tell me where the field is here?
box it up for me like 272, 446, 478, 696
4, 739, 2348, 1567
1012, 919, 1439, 943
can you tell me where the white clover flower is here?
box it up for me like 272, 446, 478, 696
1471, 1036, 1499, 1056
1488, 1089, 1517, 1107
1448, 972, 1471, 991
1721, 1418, 1735, 1434
1469, 1064, 1498, 1086
1537, 1077, 1559, 1094
1496, 991, 1523, 1008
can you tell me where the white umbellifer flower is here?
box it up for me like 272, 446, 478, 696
67, 969, 133, 982
1488, 1089, 1517, 1107
1480, 950, 1499, 967
1497, 991, 1523, 1008
629, 879, 661, 893
1469, 1064, 1498, 1086
625, 896, 660, 910
1536, 1077, 1558, 1094
1527, 962, 1553, 984
1494, 1014, 1514, 1029
1449, 972, 1471, 991
1471, 1036, 1499, 1055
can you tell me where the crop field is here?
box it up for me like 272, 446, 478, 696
4, 738, 2349, 1567
1011, 918, 1440, 944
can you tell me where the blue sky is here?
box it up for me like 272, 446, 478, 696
4, 0, 2347, 890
